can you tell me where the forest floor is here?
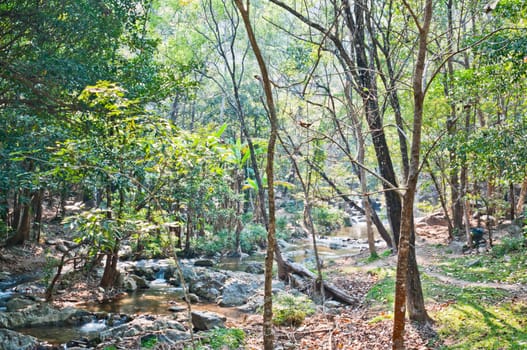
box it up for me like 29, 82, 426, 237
1, 212, 526, 349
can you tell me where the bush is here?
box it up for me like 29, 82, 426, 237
195, 328, 245, 350
240, 224, 267, 253
272, 292, 315, 327
492, 236, 526, 257
311, 205, 344, 233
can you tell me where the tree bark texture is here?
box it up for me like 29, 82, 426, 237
393, 1, 433, 348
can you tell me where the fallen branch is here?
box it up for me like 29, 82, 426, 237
283, 260, 356, 305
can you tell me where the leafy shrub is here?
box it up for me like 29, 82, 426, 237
193, 224, 267, 256
311, 205, 344, 233
492, 236, 526, 257
140, 334, 157, 348
240, 224, 267, 253
194, 328, 245, 350
272, 292, 315, 327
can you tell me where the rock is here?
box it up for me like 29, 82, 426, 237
164, 329, 190, 342
45, 238, 60, 245
122, 276, 137, 292
447, 240, 465, 255
479, 215, 496, 226
325, 300, 342, 308
0, 271, 11, 282
62, 240, 78, 249
219, 278, 261, 307
188, 293, 200, 303
6, 297, 36, 311
168, 305, 187, 313
0, 303, 90, 329
416, 212, 448, 226
100, 315, 188, 341
189, 269, 227, 301
245, 262, 264, 274
194, 259, 214, 267
277, 239, 293, 249
498, 223, 523, 237
329, 242, 342, 250
57, 244, 70, 253
237, 294, 264, 313
466, 258, 482, 268
191, 311, 226, 331
0, 328, 39, 350
129, 274, 149, 289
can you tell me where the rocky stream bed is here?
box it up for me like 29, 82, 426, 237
0, 230, 377, 350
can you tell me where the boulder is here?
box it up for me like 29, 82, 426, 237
168, 305, 187, 313
191, 311, 226, 331
189, 269, 228, 301
122, 276, 137, 292
0, 328, 40, 350
219, 278, 261, 307
100, 315, 188, 341
129, 274, 149, 289
0, 303, 89, 329
245, 262, 264, 274
6, 297, 36, 311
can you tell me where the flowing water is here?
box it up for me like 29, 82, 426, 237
16, 318, 108, 346
4, 231, 381, 346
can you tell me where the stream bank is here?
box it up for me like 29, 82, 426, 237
0, 231, 384, 349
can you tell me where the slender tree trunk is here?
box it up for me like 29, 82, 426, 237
32, 189, 44, 242
234, 2, 279, 348
393, 1, 433, 348
427, 161, 454, 240
7, 189, 31, 246
515, 176, 527, 216
100, 185, 119, 288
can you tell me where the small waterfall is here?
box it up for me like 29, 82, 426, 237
150, 268, 168, 287
79, 318, 107, 333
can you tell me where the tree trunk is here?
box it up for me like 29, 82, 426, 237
393, 1, 433, 348
7, 189, 31, 246
516, 176, 527, 216
234, 2, 279, 348
100, 250, 119, 288
32, 189, 44, 242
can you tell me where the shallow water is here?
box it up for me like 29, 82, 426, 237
16, 319, 107, 346
82, 287, 243, 320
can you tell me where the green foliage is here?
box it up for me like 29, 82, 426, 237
197, 328, 246, 350
365, 268, 395, 308
438, 239, 527, 284
140, 334, 157, 348
435, 300, 527, 349
311, 205, 343, 233
272, 292, 315, 327
194, 224, 267, 256
491, 236, 526, 257
42, 253, 61, 287
240, 224, 267, 253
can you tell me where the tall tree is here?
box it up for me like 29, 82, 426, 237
392, 1, 433, 348
233, 1, 280, 348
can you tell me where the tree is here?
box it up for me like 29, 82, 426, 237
393, 1, 433, 347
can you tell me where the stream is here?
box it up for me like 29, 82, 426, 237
1, 226, 383, 347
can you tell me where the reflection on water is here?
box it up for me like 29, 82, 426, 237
83, 288, 244, 320
16, 320, 106, 346
217, 254, 265, 271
